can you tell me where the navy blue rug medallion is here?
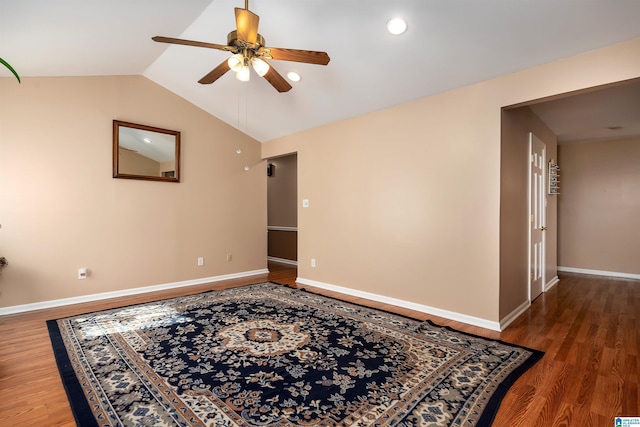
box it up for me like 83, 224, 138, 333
47, 282, 542, 426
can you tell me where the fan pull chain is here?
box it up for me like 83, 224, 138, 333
243, 83, 250, 171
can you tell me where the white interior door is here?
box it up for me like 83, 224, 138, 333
529, 133, 546, 301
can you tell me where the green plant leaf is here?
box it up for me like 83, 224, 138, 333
0, 57, 21, 83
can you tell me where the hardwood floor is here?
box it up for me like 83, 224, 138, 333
0, 263, 637, 426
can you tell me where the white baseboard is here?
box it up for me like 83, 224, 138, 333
296, 277, 502, 332
0, 268, 269, 316
267, 256, 298, 267
545, 275, 560, 291
558, 266, 640, 281
499, 300, 530, 331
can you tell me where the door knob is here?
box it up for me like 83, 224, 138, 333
540, 226, 547, 231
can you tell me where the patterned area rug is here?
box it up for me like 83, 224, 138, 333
47, 282, 542, 426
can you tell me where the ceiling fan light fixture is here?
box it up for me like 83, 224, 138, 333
387, 17, 408, 35
228, 53, 244, 72
251, 57, 270, 77
236, 64, 251, 81
152, 1, 329, 92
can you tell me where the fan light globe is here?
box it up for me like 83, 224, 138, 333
236, 65, 251, 82
251, 57, 270, 77
228, 54, 244, 72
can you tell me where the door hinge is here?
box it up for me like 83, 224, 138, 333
531, 214, 534, 223
530, 273, 534, 281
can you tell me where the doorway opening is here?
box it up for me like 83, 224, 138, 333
266, 153, 298, 271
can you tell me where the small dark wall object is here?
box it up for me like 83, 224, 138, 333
267, 163, 274, 177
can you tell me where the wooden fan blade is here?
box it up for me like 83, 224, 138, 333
152, 36, 230, 51
266, 47, 330, 65
198, 60, 231, 84
235, 8, 259, 44
263, 64, 292, 93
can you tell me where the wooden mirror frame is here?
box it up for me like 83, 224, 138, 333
113, 120, 181, 182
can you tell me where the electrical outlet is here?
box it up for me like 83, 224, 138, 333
197, 257, 204, 266
311, 258, 316, 268
226, 253, 233, 262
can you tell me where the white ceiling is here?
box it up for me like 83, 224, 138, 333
529, 78, 640, 144
2, 0, 640, 143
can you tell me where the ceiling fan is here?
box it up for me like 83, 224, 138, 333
152, 0, 330, 93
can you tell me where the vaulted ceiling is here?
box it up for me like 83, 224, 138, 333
2, 0, 640, 142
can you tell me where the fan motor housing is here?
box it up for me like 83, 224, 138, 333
227, 30, 265, 49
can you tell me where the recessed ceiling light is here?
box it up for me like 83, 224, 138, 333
287, 72, 301, 82
387, 17, 408, 35
143, 138, 152, 143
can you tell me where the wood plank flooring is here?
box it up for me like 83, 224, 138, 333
0, 263, 638, 426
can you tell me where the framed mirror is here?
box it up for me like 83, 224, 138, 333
113, 120, 181, 182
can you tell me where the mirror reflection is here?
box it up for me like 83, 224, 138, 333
113, 120, 180, 182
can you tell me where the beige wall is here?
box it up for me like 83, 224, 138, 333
262, 38, 640, 325
558, 136, 640, 274
0, 76, 266, 308
500, 107, 558, 319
